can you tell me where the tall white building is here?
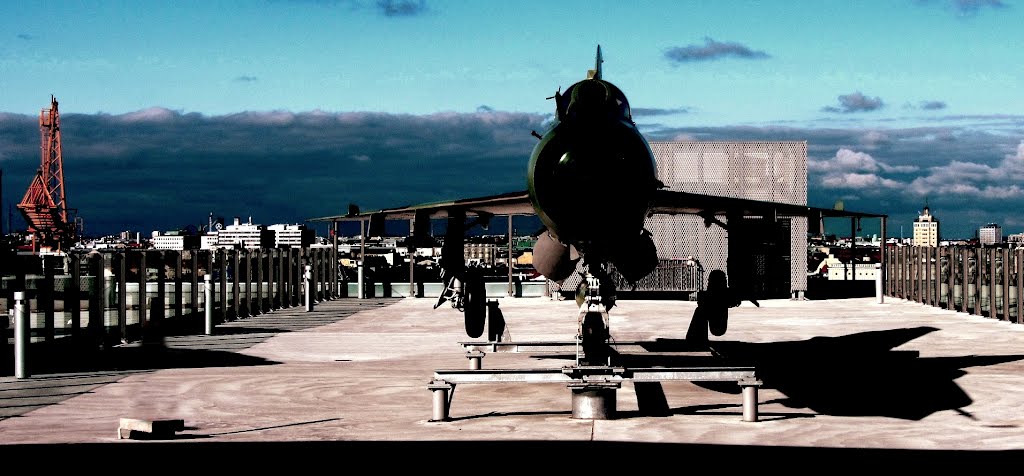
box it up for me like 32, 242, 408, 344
912, 206, 939, 247
980, 223, 1002, 246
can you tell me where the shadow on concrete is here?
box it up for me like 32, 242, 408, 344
689, 326, 1023, 420
531, 326, 1024, 421
0, 338, 280, 376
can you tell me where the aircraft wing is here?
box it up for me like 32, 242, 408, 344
307, 190, 535, 223
648, 188, 885, 221
309, 188, 884, 224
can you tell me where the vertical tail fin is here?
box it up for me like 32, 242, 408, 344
587, 45, 603, 80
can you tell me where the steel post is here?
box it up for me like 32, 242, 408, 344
305, 265, 313, 312
14, 292, 30, 379
204, 274, 213, 335
569, 382, 619, 420
428, 380, 453, 422
875, 263, 883, 304
740, 379, 762, 422
357, 262, 364, 299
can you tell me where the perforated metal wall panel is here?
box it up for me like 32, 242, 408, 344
554, 141, 808, 298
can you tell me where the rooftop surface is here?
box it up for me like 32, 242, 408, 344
1, 294, 1022, 466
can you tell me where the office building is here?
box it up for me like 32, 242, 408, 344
267, 224, 314, 248
150, 231, 200, 250
979, 223, 1002, 246
912, 206, 939, 247
216, 217, 275, 249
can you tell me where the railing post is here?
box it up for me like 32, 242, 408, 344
14, 291, 30, 379
69, 252, 81, 338
218, 249, 228, 320
138, 251, 148, 341
174, 250, 183, 320
88, 251, 104, 341
255, 248, 264, 315
1002, 247, 1010, 321
41, 255, 54, 342
357, 261, 365, 299
875, 263, 883, 304
964, 247, 973, 314
189, 250, 199, 318
305, 265, 314, 311
933, 246, 940, 307
279, 248, 286, 306
1017, 248, 1023, 324
990, 247, 998, 319
145, 251, 164, 346
293, 248, 303, 307
317, 249, 323, 301
204, 274, 213, 335
973, 248, 982, 316
267, 249, 275, 310
924, 246, 931, 306
243, 248, 252, 318
944, 247, 951, 311
231, 249, 240, 320
117, 251, 128, 342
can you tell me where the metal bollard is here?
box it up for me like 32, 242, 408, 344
14, 292, 30, 379
428, 380, 453, 422
875, 263, 884, 304
740, 379, 762, 422
357, 262, 364, 300
304, 265, 313, 312
204, 274, 213, 335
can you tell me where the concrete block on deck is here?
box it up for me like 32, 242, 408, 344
117, 417, 185, 440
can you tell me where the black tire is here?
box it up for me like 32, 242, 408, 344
580, 311, 609, 365
463, 274, 487, 338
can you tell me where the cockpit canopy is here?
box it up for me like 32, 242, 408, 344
555, 79, 632, 124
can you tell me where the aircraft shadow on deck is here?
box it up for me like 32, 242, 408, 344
0, 336, 281, 377
0, 301, 397, 377
533, 326, 1024, 421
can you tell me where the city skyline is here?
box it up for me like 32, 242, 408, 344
1, 1, 1023, 239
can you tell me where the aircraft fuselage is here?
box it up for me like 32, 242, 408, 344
527, 63, 660, 283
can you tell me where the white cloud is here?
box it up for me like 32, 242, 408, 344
809, 148, 918, 174
115, 107, 180, 122
821, 172, 903, 189
905, 146, 1024, 198
861, 130, 889, 147
670, 132, 698, 141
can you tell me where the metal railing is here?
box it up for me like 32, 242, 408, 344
884, 245, 1023, 323
609, 259, 705, 297
2, 247, 340, 346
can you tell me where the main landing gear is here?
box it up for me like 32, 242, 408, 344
576, 271, 612, 366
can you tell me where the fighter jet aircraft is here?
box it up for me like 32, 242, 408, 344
312, 46, 883, 365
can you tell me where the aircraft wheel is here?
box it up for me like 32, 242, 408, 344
580, 311, 609, 365
463, 275, 487, 338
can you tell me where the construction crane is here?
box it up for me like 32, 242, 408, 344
18, 95, 77, 253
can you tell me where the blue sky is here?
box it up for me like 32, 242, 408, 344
1, 0, 1023, 240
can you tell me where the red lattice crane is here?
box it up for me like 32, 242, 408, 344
18, 95, 76, 253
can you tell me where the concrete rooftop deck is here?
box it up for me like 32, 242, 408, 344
2, 294, 1023, 466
